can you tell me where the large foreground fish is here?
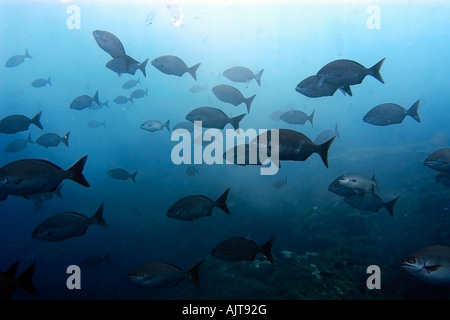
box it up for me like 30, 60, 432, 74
92, 30, 126, 58
401, 245, 450, 286
363, 100, 421, 126
328, 172, 378, 196
0, 261, 37, 300
423, 148, 450, 172
0, 155, 90, 200
186, 106, 246, 130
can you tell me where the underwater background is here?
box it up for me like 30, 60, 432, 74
1, 0, 450, 300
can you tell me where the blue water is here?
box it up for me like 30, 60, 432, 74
1, 0, 450, 300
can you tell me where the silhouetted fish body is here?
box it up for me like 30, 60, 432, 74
92, 30, 126, 58
152, 55, 200, 80
0, 111, 43, 134
212, 84, 256, 113
211, 236, 275, 264
223, 66, 264, 86
70, 91, 100, 110
363, 100, 421, 126
424, 148, 450, 172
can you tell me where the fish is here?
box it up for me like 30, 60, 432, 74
31, 77, 52, 88
35, 131, 70, 148
223, 66, 264, 86
122, 78, 141, 89
423, 148, 450, 172
401, 245, 450, 286
172, 121, 194, 133
0, 110, 43, 134
167, 188, 231, 221
0, 261, 37, 300
107, 168, 138, 183
4, 133, 34, 153
363, 100, 421, 126
106, 56, 148, 77
80, 252, 111, 269
151, 55, 201, 80
273, 176, 287, 189
212, 84, 256, 113
435, 172, 450, 187
185, 165, 199, 176
295, 75, 352, 98
128, 259, 204, 289
5, 49, 31, 68
87, 120, 106, 128
316, 58, 385, 88
186, 106, 246, 130
0, 155, 90, 201
140, 119, 170, 133
343, 193, 399, 217
279, 109, 315, 127
31, 202, 110, 241
92, 30, 126, 58
130, 88, 148, 99
114, 95, 133, 104
314, 123, 340, 145
28, 184, 63, 211
328, 172, 378, 196
189, 84, 207, 93
70, 91, 100, 110
269, 110, 283, 121
211, 236, 275, 264
88, 100, 109, 110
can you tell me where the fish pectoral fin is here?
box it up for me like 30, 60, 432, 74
425, 264, 442, 273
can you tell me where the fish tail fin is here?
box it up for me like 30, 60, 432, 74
26, 132, 34, 144
317, 136, 335, 168
215, 188, 231, 215
334, 123, 340, 138
369, 58, 385, 84
188, 63, 201, 81
31, 110, 43, 130
230, 113, 246, 130
91, 202, 110, 229
188, 259, 204, 290
24, 49, 32, 59
5, 261, 19, 278
103, 100, 109, 108
260, 236, 275, 264
164, 119, 171, 132
245, 94, 256, 113
130, 171, 138, 184
255, 69, 264, 86
309, 109, 315, 127
67, 155, 90, 187
93, 91, 100, 105
407, 100, 421, 123
16, 262, 38, 297
340, 85, 353, 96
62, 131, 70, 147
384, 196, 399, 217
139, 58, 149, 77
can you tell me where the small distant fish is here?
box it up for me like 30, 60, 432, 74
435, 172, 450, 187
140, 119, 170, 133
273, 176, 287, 189
4, 133, 34, 153
31, 77, 52, 88
186, 106, 246, 130
92, 30, 126, 58
5, 50, 32, 68
151, 55, 201, 80
223, 66, 264, 86
189, 84, 207, 93
212, 84, 256, 113
424, 148, 450, 172
80, 252, 111, 269
167, 188, 231, 221
295, 75, 352, 98
0, 261, 37, 300
211, 236, 275, 264
114, 95, 133, 105
107, 168, 138, 183
87, 120, 106, 128
185, 166, 199, 176
70, 91, 100, 110
31, 203, 110, 241
0, 110, 43, 134
343, 193, 399, 217
122, 78, 141, 89
363, 100, 421, 126
401, 245, 450, 286
279, 109, 315, 127
130, 88, 148, 99
314, 123, 340, 145
128, 260, 204, 289
0, 155, 89, 201
269, 110, 283, 121
328, 173, 378, 196
35, 131, 70, 148
172, 121, 194, 132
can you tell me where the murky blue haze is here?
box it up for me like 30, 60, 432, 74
1, 0, 450, 300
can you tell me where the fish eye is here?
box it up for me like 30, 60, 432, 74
407, 257, 415, 263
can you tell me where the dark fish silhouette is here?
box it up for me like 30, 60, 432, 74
92, 30, 126, 58
122, 78, 141, 89
140, 119, 170, 133
279, 109, 315, 127
31, 203, 110, 241
167, 188, 231, 221
128, 260, 204, 289
314, 124, 340, 145
106, 56, 148, 77
130, 88, 148, 99
0, 261, 37, 300
70, 91, 100, 110
424, 148, 450, 172
186, 106, 245, 130
113, 95, 133, 104
107, 168, 138, 183
4, 133, 34, 153
363, 100, 421, 126
328, 173, 378, 196
295, 75, 352, 98
344, 193, 399, 217
211, 236, 275, 264
173, 121, 194, 132
35, 132, 70, 148
0, 110, 43, 134
212, 84, 256, 113
31, 77, 52, 88
5, 50, 31, 68
80, 252, 111, 269
151, 55, 201, 80
0, 155, 89, 201
223, 66, 264, 86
